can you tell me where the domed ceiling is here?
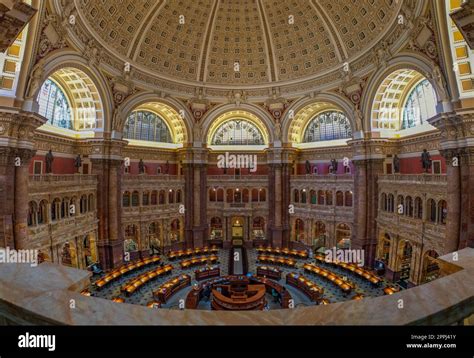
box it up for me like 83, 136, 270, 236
74, 0, 402, 88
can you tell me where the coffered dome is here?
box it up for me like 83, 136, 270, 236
75, 0, 401, 88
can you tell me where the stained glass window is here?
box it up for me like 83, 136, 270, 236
37, 79, 73, 129
402, 80, 437, 129
303, 111, 352, 142
123, 110, 173, 143
211, 119, 264, 145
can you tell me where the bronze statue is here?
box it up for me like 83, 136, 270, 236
138, 159, 145, 174
393, 154, 400, 174
74, 154, 82, 173
305, 160, 311, 174
45, 149, 54, 174
421, 149, 431, 173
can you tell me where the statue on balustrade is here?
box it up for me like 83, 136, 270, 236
45, 149, 54, 174
305, 160, 311, 174
330, 158, 338, 174
421, 149, 432, 173
138, 159, 146, 174
74, 154, 82, 173
393, 154, 400, 173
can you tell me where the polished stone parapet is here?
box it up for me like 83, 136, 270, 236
1, 248, 474, 325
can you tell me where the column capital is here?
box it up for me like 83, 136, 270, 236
348, 138, 390, 161
0, 147, 36, 166
0, 109, 46, 150
86, 138, 127, 162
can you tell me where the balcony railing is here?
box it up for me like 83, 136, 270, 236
29, 174, 98, 185
207, 175, 267, 181
208, 201, 268, 210
378, 174, 447, 184
123, 174, 181, 182
291, 174, 354, 183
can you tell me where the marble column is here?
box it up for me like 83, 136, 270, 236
441, 149, 461, 253
0, 148, 17, 248
183, 162, 194, 248
0, 111, 44, 249
89, 138, 126, 270
13, 149, 36, 249
459, 148, 474, 249
352, 157, 384, 267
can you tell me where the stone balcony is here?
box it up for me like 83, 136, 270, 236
207, 175, 268, 185
28, 175, 98, 194
122, 174, 184, 190
291, 174, 354, 184
378, 174, 447, 185
207, 201, 268, 213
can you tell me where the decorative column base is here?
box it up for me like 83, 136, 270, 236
97, 239, 124, 270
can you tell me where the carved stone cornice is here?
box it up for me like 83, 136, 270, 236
0, 109, 46, 145
0, 147, 35, 166
87, 138, 127, 162
348, 138, 390, 161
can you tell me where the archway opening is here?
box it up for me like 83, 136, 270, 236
371, 69, 438, 137
36, 67, 104, 136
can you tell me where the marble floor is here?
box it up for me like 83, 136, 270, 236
89, 248, 401, 310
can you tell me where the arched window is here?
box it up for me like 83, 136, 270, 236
317, 190, 325, 205
28, 201, 37, 226
38, 200, 47, 224
310, 190, 317, 204
388, 194, 395, 212
344, 191, 353, 207
37, 79, 73, 129
123, 192, 131, 207
142, 191, 149, 206
438, 200, 447, 225
415, 197, 423, 219
251, 189, 258, 202
234, 189, 242, 203
123, 110, 173, 143
336, 191, 344, 206
209, 189, 217, 202
159, 190, 165, 204
226, 189, 234, 203
293, 189, 299, 203
151, 191, 157, 205
131, 191, 139, 207
303, 111, 352, 142
301, 190, 307, 204
243, 189, 249, 203
325, 190, 333, 205
217, 188, 224, 202
402, 80, 437, 129
51, 198, 60, 221
259, 188, 266, 202
176, 190, 182, 203
168, 190, 175, 204
61, 198, 68, 218
211, 119, 264, 145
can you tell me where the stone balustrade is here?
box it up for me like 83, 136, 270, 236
1, 248, 473, 325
